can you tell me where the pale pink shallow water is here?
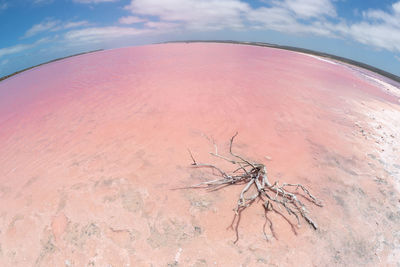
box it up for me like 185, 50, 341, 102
0, 43, 399, 266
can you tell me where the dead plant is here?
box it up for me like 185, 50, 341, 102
182, 132, 323, 243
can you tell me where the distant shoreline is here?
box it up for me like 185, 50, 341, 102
1, 41, 399, 84
164, 40, 400, 84
0, 49, 103, 83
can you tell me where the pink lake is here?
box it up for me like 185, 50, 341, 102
0, 43, 399, 266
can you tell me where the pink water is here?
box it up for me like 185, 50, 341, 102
0, 43, 399, 266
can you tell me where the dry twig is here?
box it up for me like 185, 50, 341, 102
183, 133, 323, 243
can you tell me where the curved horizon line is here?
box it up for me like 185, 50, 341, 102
1, 41, 399, 84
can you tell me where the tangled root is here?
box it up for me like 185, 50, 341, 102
183, 133, 323, 243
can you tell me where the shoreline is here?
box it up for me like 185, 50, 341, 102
1, 41, 399, 85
0, 49, 103, 83
164, 40, 400, 84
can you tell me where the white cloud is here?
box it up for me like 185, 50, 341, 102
339, 1, 400, 52
279, 0, 336, 19
0, 38, 49, 58
13, 0, 400, 57
120, 0, 400, 53
125, 0, 251, 31
362, 4, 400, 27
124, 0, 337, 34
72, 0, 118, 3
118, 16, 145, 24
345, 23, 400, 52
247, 7, 331, 36
122, 0, 338, 38
144, 21, 179, 30
64, 21, 89, 29
64, 26, 149, 43
0, 44, 33, 58
23, 19, 89, 38
246, 0, 338, 37
23, 19, 60, 38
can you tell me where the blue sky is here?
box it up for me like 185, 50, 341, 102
1, 0, 400, 78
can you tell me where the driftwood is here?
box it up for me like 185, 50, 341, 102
183, 133, 323, 243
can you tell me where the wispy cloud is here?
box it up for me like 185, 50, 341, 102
144, 21, 178, 30
124, 0, 336, 34
0, 44, 33, 58
125, 0, 250, 31
23, 19, 89, 38
0, 38, 49, 58
64, 26, 149, 43
66, 0, 252, 44
118, 16, 145, 25
64, 21, 89, 29
247, 6, 333, 36
23, 19, 60, 38
7, 0, 400, 63
341, 1, 400, 52
277, 0, 336, 19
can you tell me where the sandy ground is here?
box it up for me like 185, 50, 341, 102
0, 43, 399, 266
